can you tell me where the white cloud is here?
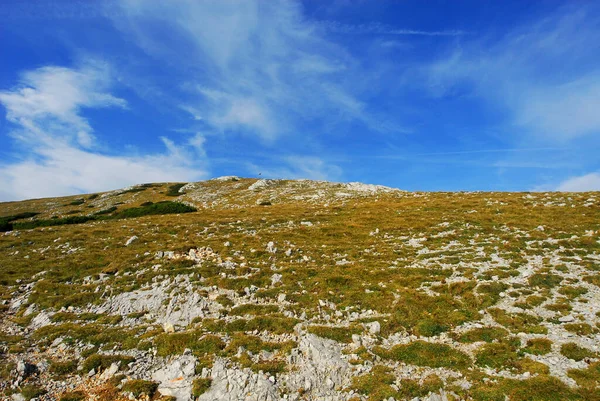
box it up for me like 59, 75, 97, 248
0, 64, 207, 201
0, 63, 126, 148
0, 142, 205, 201
425, 6, 600, 140
556, 173, 600, 192
115, 0, 389, 139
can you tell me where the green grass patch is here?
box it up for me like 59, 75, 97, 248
166, 183, 186, 196
59, 391, 86, 401
374, 341, 471, 370
154, 332, 225, 357
457, 327, 509, 343
192, 378, 212, 397
522, 338, 552, 355
122, 380, 158, 397
561, 343, 597, 361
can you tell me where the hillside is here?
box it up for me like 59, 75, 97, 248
1, 177, 600, 401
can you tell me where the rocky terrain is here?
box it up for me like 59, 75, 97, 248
1, 177, 599, 401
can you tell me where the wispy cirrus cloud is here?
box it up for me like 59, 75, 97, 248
0, 63, 126, 148
322, 21, 468, 37
424, 5, 600, 141
114, 0, 402, 144
0, 63, 207, 201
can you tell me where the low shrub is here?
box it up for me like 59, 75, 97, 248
59, 391, 86, 401
166, 183, 186, 196
122, 380, 158, 397
20, 384, 47, 400
82, 354, 134, 372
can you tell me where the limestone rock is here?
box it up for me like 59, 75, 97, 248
125, 235, 139, 246
152, 355, 196, 401
197, 358, 278, 401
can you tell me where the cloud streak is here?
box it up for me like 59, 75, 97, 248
556, 173, 600, 192
0, 63, 207, 201
115, 0, 400, 143
425, 5, 600, 141
322, 21, 468, 37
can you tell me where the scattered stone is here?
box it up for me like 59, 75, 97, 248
163, 322, 176, 333
365, 321, 381, 335
271, 274, 282, 285
125, 235, 139, 246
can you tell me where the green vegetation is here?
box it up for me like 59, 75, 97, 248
471, 375, 591, 401
122, 380, 158, 397
523, 338, 552, 355
488, 308, 547, 334
12, 201, 196, 229
2, 179, 600, 400
59, 391, 86, 401
456, 326, 508, 343
154, 332, 225, 357
561, 343, 597, 361
229, 304, 279, 316
20, 384, 47, 400
0, 211, 39, 231
192, 378, 212, 397
82, 354, 134, 372
113, 200, 196, 218
350, 365, 397, 401
166, 183, 186, 196
374, 341, 471, 370
49, 359, 78, 376
568, 362, 600, 388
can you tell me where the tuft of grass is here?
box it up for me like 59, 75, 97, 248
59, 390, 87, 401
488, 308, 547, 334
374, 341, 471, 370
49, 359, 78, 376
350, 365, 397, 401
567, 362, 600, 389
20, 384, 47, 400
456, 326, 509, 343
561, 343, 597, 361
122, 380, 158, 397
154, 332, 225, 357
82, 354, 134, 373
475, 342, 520, 370
471, 375, 588, 401
528, 273, 563, 289
192, 378, 212, 397
522, 338, 552, 355
563, 323, 596, 336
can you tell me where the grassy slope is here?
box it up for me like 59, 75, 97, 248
1, 178, 600, 400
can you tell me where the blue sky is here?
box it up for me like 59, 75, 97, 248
1, 0, 600, 200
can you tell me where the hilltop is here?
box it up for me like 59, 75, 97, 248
1, 177, 599, 401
